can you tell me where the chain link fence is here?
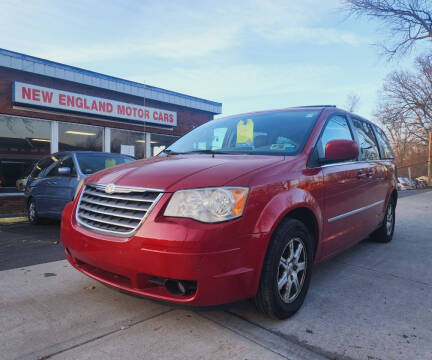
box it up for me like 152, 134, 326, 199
397, 161, 431, 186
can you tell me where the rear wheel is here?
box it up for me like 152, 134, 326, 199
255, 218, 313, 319
27, 198, 41, 225
371, 197, 395, 243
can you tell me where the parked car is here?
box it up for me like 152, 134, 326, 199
411, 179, 421, 189
417, 179, 428, 188
61, 106, 397, 319
25, 151, 135, 224
417, 176, 429, 186
404, 177, 416, 189
397, 177, 412, 190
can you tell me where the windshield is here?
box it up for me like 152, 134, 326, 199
76, 153, 135, 175
165, 109, 321, 156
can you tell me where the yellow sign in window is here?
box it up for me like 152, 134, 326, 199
237, 119, 254, 146
105, 159, 117, 168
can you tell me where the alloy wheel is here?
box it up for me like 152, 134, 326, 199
29, 201, 36, 222
277, 237, 307, 304
386, 203, 394, 236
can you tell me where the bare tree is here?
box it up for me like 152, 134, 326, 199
375, 102, 413, 164
344, 0, 432, 58
377, 53, 432, 144
345, 92, 360, 112
375, 52, 432, 172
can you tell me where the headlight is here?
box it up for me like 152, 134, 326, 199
73, 179, 85, 201
164, 187, 249, 223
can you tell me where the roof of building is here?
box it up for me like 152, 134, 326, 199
0, 48, 222, 114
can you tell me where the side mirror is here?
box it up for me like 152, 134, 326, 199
324, 139, 359, 162
58, 167, 71, 176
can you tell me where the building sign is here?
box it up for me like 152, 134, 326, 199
12, 82, 177, 127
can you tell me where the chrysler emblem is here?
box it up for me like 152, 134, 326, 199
105, 183, 116, 194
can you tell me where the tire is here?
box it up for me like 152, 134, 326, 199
27, 198, 41, 225
255, 218, 314, 319
371, 197, 395, 243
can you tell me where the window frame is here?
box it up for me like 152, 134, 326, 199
371, 124, 394, 160
36, 157, 57, 178
42, 153, 67, 178
308, 112, 355, 168
29, 157, 49, 179
350, 117, 381, 161
58, 154, 78, 177
317, 114, 355, 159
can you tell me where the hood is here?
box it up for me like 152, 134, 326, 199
86, 154, 284, 192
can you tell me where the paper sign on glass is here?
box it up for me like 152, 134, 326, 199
237, 119, 254, 146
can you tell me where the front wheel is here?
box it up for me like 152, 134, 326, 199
27, 198, 41, 225
255, 218, 314, 319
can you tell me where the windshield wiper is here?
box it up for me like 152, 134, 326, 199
161, 149, 182, 155
162, 149, 241, 156
183, 149, 228, 154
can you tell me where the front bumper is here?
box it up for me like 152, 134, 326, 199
61, 201, 269, 306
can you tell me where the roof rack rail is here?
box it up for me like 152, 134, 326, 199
292, 105, 336, 108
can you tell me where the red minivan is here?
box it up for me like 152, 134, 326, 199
61, 106, 397, 319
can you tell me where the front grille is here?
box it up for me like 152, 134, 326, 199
76, 183, 163, 236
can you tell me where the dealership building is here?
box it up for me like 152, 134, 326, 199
0, 48, 222, 190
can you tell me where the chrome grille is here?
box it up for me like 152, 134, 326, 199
76, 183, 163, 236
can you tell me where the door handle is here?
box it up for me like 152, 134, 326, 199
357, 169, 367, 179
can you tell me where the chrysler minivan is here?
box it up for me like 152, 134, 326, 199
61, 106, 397, 319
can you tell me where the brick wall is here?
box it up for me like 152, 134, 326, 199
0, 67, 214, 137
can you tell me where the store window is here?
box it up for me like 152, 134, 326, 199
59, 122, 103, 152
151, 134, 179, 156
111, 128, 146, 159
0, 115, 50, 189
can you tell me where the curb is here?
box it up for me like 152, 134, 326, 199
0, 216, 28, 225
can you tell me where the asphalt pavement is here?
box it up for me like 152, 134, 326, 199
0, 221, 63, 271
0, 189, 431, 360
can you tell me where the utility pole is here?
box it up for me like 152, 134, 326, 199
428, 131, 432, 186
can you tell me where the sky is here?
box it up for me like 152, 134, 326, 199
0, 0, 429, 120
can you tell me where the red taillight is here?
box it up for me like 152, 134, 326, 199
401, 183, 408, 186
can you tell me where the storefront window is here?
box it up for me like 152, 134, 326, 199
151, 134, 179, 156
59, 122, 103, 152
0, 115, 50, 189
111, 128, 146, 159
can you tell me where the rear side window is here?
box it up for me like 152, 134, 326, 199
374, 126, 394, 159
352, 119, 380, 161
318, 115, 353, 158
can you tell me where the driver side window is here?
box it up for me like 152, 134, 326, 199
318, 116, 353, 159
60, 156, 76, 177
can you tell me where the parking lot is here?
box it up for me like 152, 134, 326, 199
1, 189, 431, 360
